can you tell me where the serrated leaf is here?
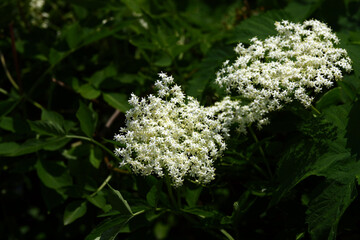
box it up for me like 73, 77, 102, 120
64, 201, 87, 225
316, 88, 343, 110
36, 159, 73, 190
345, 44, 360, 77
28, 120, 66, 136
284, 0, 324, 22
107, 184, 133, 216
103, 92, 130, 112
76, 101, 98, 137
229, 10, 290, 44
346, 100, 360, 157
186, 46, 233, 99
306, 179, 357, 240
271, 106, 352, 205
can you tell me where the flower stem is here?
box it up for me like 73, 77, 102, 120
248, 125, 273, 179
65, 135, 120, 161
90, 174, 112, 197
165, 174, 178, 209
311, 104, 321, 115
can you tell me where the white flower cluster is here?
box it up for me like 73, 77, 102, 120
114, 73, 232, 187
216, 19, 352, 130
29, 0, 49, 29
115, 20, 352, 186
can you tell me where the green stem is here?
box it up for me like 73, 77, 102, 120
311, 104, 321, 115
65, 135, 121, 161
90, 174, 112, 197
1, 51, 20, 91
165, 174, 178, 209
220, 229, 235, 240
248, 125, 273, 178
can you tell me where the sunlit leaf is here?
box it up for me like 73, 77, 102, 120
103, 92, 130, 112
107, 184, 133, 216
64, 201, 87, 225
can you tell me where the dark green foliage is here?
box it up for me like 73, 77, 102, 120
1, 0, 360, 239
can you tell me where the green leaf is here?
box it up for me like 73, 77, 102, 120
40, 184, 67, 211
49, 48, 67, 66
229, 10, 290, 44
64, 22, 83, 49
186, 46, 233, 99
182, 207, 216, 218
107, 184, 133, 216
76, 101, 98, 137
86, 65, 117, 88
346, 100, 360, 157
28, 120, 65, 136
345, 44, 360, 77
89, 145, 102, 169
146, 186, 158, 207
316, 88, 343, 110
0, 137, 70, 157
271, 106, 352, 205
121, 0, 149, 14
82, 24, 129, 47
41, 109, 65, 127
77, 84, 101, 100
0, 142, 19, 156
85, 215, 132, 240
64, 201, 87, 225
86, 193, 111, 212
0, 116, 15, 132
306, 179, 357, 240
154, 53, 172, 67
284, 0, 324, 22
0, 99, 19, 117
35, 159, 73, 190
103, 92, 130, 112
184, 186, 202, 208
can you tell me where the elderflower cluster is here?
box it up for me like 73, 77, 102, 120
114, 73, 229, 187
115, 19, 353, 186
29, 0, 49, 29
216, 19, 352, 129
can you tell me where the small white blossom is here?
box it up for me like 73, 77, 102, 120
216, 19, 352, 129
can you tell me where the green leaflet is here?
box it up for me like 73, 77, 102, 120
63, 201, 88, 226
306, 179, 357, 240
76, 101, 98, 137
